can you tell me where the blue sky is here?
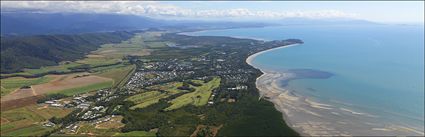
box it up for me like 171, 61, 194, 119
1, 1, 423, 23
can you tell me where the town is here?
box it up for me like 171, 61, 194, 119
28, 32, 302, 136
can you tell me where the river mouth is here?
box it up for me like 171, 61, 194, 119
255, 69, 424, 136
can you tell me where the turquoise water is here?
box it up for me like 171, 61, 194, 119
186, 24, 424, 133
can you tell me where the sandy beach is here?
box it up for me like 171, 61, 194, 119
245, 45, 425, 136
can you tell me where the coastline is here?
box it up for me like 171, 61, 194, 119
246, 44, 299, 68
245, 44, 305, 135
245, 44, 425, 136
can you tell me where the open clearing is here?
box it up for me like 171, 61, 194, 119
127, 81, 192, 109
0, 76, 53, 96
165, 77, 221, 111
190, 124, 223, 137
95, 116, 125, 129
126, 91, 169, 109
32, 75, 112, 95
1, 74, 112, 103
1, 104, 73, 136
94, 65, 135, 87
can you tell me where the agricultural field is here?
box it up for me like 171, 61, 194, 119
51, 80, 113, 96
92, 33, 152, 58
0, 104, 73, 136
32, 75, 113, 96
76, 57, 122, 68
165, 77, 221, 111
0, 62, 83, 78
94, 65, 135, 87
0, 76, 53, 96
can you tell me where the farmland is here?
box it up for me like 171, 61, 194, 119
0, 76, 53, 96
165, 77, 221, 111
51, 80, 113, 96
1, 29, 303, 137
32, 75, 113, 96
0, 104, 73, 136
94, 65, 136, 87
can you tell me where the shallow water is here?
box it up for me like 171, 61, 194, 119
185, 24, 425, 135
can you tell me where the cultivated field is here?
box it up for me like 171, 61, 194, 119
94, 65, 135, 87
0, 76, 53, 96
0, 104, 73, 136
1, 74, 112, 103
32, 75, 112, 95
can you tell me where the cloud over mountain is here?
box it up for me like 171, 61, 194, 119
1, 1, 357, 20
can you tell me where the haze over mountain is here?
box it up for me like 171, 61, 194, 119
0, 11, 271, 35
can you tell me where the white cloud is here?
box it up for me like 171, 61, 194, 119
0, 1, 358, 19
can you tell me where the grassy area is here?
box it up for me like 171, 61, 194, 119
14, 62, 82, 76
0, 32, 162, 80
126, 91, 169, 109
51, 81, 113, 96
165, 77, 221, 111
114, 131, 156, 136
1, 105, 73, 136
94, 65, 135, 87
147, 82, 184, 94
76, 57, 122, 68
93, 33, 151, 58
2, 124, 54, 136
0, 76, 53, 96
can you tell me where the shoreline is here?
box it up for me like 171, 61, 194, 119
246, 44, 299, 69
245, 44, 425, 136
245, 44, 305, 135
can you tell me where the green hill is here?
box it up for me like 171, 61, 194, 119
1, 31, 134, 73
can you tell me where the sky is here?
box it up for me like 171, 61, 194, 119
1, 1, 424, 23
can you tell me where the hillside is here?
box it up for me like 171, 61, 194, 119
0, 12, 161, 35
0, 31, 134, 73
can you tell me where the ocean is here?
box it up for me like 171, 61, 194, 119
184, 24, 424, 136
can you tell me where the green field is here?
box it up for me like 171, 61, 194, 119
1, 105, 73, 136
147, 82, 184, 94
114, 131, 156, 136
0, 76, 53, 96
2, 124, 54, 136
51, 81, 113, 96
165, 77, 221, 111
126, 91, 169, 109
95, 65, 135, 87
77, 57, 122, 67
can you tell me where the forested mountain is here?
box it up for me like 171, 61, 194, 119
1, 11, 271, 36
0, 31, 134, 73
0, 11, 162, 35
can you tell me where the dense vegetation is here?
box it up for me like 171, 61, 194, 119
0, 31, 134, 73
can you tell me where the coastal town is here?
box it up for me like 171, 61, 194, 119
1, 30, 302, 136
